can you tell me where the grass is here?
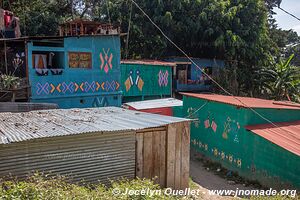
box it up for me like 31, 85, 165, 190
0, 173, 199, 200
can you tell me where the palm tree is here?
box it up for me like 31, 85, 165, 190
257, 54, 300, 102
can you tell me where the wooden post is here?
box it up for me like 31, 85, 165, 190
80, 22, 84, 35
166, 123, 176, 188
153, 131, 161, 184
174, 122, 183, 189
181, 122, 190, 189
159, 130, 166, 187
136, 132, 144, 178
69, 23, 72, 36
143, 131, 153, 179
4, 40, 8, 74
25, 41, 30, 101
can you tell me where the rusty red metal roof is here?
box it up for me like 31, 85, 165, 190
121, 60, 176, 67
245, 121, 300, 156
181, 93, 300, 110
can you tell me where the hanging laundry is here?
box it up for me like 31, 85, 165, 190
33, 54, 47, 69
48, 52, 55, 68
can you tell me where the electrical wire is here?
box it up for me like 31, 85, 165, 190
185, 101, 208, 118
278, 7, 300, 22
129, 0, 294, 133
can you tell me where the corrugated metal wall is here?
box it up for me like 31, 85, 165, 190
183, 95, 300, 189
0, 131, 136, 185
121, 63, 172, 101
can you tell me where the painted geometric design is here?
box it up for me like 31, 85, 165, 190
222, 117, 240, 143
36, 81, 120, 95
85, 81, 96, 92
36, 83, 50, 95
137, 78, 144, 91
125, 78, 132, 92
124, 69, 144, 92
92, 97, 109, 107
100, 48, 113, 74
158, 70, 169, 87
61, 82, 75, 93
204, 113, 218, 133
101, 81, 120, 92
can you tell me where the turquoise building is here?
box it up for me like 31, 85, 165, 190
3, 35, 122, 108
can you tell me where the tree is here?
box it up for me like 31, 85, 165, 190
9, 0, 73, 36
104, 0, 275, 97
256, 54, 300, 102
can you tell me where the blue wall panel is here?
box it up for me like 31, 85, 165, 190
28, 36, 122, 109
165, 57, 224, 92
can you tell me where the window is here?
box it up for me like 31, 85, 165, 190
176, 64, 191, 84
68, 52, 92, 69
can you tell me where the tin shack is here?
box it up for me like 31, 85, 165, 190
123, 98, 183, 117
121, 60, 175, 103
0, 34, 122, 108
0, 107, 191, 189
182, 93, 300, 189
165, 57, 224, 93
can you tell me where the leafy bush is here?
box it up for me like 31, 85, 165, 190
0, 74, 20, 90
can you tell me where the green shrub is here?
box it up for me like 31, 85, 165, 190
0, 174, 186, 200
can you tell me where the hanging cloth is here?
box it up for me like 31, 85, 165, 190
34, 54, 47, 69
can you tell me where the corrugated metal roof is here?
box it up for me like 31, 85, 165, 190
245, 121, 300, 156
0, 107, 190, 144
182, 93, 300, 110
0, 102, 58, 113
0, 34, 122, 42
123, 98, 182, 110
121, 60, 176, 67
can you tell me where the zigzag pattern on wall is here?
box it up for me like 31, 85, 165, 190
36, 81, 120, 95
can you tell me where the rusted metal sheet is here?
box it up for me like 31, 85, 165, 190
0, 107, 190, 144
121, 60, 176, 67
245, 121, 300, 156
0, 131, 135, 185
182, 93, 300, 110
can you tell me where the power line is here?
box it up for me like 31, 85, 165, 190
129, 0, 294, 134
278, 6, 300, 22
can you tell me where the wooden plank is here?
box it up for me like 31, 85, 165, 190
166, 123, 176, 188
143, 132, 153, 179
136, 132, 144, 178
159, 131, 166, 188
181, 122, 190, 189
174, 123, 183, 189
153, 131, 161, 184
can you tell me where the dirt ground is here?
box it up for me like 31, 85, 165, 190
189, 151, 254, 200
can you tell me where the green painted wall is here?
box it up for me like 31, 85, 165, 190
183, 95, 300, 189
173, 106, 184, 118
121, 63, 172, 102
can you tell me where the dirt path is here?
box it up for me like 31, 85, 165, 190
190, 151, 254, 199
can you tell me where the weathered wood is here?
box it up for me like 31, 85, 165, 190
174, 123, 183, 189
136, 126, 166, 133
153, 131, 161, 184
136, 132, 144, 178
143, 131, 153, 179
181, 122, 190, 189
159, 130, 166, 187
166, 123, 176, 188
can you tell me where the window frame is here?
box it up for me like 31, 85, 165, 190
68, 51, 92, 69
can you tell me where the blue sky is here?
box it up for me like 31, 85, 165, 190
273, 0, 300, 35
